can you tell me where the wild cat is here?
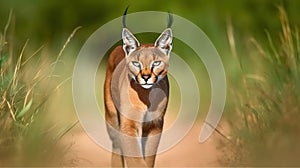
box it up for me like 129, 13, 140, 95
104, 8, 173, 167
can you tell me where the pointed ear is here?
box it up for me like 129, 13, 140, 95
154, 28, 173, 56
122, 28, 140, 56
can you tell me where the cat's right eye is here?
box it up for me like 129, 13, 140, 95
131, 61, 141, 68
152, 61, 161, 67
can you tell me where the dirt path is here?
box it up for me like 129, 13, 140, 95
62, 119, 223, 167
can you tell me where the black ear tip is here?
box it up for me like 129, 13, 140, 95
167, 12, 173, 28
123, 6, 130, 28
124, 5, 130, 15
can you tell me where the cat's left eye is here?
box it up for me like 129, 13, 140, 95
132, 61, 141, 68
152, 61, 161, 67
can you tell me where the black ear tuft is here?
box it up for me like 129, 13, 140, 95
167, 13, 173, 28
122, 6, 129, 28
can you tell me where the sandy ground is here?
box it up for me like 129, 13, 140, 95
62, 119, 224, 167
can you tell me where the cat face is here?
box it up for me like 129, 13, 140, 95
122, 28, 173, 89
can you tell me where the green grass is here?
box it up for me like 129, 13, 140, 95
2, 5, 300, 167
0, 11, 79, 166
223, 6, 300, 166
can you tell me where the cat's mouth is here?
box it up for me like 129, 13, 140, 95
141, 84, 153, 89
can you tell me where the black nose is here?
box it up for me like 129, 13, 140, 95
142, 74, 151, 81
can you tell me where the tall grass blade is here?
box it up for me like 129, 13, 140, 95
53, 120, 79, 141
16, 99, 32, 119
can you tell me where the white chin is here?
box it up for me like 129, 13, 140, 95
141, 84, 153, 89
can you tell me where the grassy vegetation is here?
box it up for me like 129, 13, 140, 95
223, 7, 300, 166
1, 2, 300, 166
0, 11, 78, 166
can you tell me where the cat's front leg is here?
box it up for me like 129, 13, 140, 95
119, 116, 147, 167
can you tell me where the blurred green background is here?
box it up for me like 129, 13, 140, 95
1, 0, 300, 166
0, 0, 299, 51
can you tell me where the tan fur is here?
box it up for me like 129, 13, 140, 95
104, 44, 169, 167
